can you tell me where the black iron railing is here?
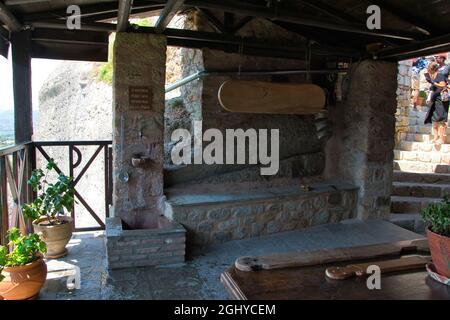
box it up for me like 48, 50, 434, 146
0, 141, 112, 243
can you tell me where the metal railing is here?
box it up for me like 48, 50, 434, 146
0, 141, 112, 243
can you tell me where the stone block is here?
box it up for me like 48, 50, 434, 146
105, 216, 186, 270
266, 221, 281, 234
328, 192, 342, 206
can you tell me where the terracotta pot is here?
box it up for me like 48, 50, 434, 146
33, 216, 73, 259
0, 257, 47, 300
426, 228, 450, 278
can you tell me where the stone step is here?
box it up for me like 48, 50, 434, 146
408, 109, 428, 118
401, 133, 450, 144
394, 160, 450, 173
392, 181, 450, 198
389, 213, 426, 234
402, 106, 429, 114
394, 150, 450, 164
394, 170, 450, 184
398, 141, 450, 153
391, 196, 441, 214
407, 125, 450, 135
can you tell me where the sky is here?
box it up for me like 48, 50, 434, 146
0, 49, 60, 112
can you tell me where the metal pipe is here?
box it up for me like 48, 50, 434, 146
165, 69, 347, 93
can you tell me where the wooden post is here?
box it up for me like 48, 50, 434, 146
11, 30, 33, 144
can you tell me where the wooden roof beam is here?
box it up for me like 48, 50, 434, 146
184, 0, 417, 41
0, 23, 9, 39
0, 0, 22, 32
375, 33, 450, 60
298, 0, 360, 24
30, 21, 359, 59
197, 8, 226, 33
155, 0, 184, 33
4, 0, 45, 4
369, 0, 434, 36
22, 2, 164, 23
117, 0, 133, 32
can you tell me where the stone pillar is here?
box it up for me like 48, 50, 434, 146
112, 33, 167, 228
326, 60, 397, 220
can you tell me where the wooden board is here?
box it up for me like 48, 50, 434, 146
235, 238, 429, 271
218, 80, 326, 115
221, 255, 450, 300
325, 255, 432, 280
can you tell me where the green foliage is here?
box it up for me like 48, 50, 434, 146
421, 195, 450, 237
22, 159, 75, 224
98, 61, 113, 85
0, 228, 47, 282
170, 98, 184, 109
419, 90, 428, 99
134, 18, 153, 27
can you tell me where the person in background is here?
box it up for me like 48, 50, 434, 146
437, 55, 449, 79
424, 62, 449, 145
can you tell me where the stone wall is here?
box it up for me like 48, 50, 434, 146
395, 60, 413, 146
325, 60, 398, 220
165, 12, 327, 189
165, 184, 357, 245
112, 33, 167, 227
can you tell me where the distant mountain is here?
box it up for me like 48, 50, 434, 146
0, 110, 39, 142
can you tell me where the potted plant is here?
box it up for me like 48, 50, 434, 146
421, 196, 450, 278
0, 228, 47, 300
23, 159, 75, 258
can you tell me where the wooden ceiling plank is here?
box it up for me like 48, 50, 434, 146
298, 0, 361, 24
117, 0, 133, 32
155, 0, 184, 33
0, 0, 22, 32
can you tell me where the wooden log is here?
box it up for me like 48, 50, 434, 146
235, 238, 429, 271
218, 80, 326, 115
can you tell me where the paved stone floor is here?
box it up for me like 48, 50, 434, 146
38, 219, 422, 300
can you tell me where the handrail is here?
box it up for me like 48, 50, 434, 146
34, 140, 112, 146
0, 140, 113, 239
0, 141, 32, 157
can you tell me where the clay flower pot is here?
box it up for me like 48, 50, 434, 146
0, 257, 47, 300
33, 216, 74, 259
426, 228, 450, 278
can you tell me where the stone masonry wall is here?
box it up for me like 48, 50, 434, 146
112, 33, 167, 227
325, 60, 398, 220
395, 60, 413, 146
165, 12, 326, 188
166, 185, 357, 245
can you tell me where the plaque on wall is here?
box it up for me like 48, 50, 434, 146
129, 86, 152, 110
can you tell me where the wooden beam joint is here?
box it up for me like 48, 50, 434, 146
155, 0, 185, 33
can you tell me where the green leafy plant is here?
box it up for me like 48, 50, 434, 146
22, 159, 75, 225
419, 90, 428, 99
421, 195, 450, 237
0, 228, 47, 282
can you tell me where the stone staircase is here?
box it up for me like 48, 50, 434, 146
391, 106, 450, 233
